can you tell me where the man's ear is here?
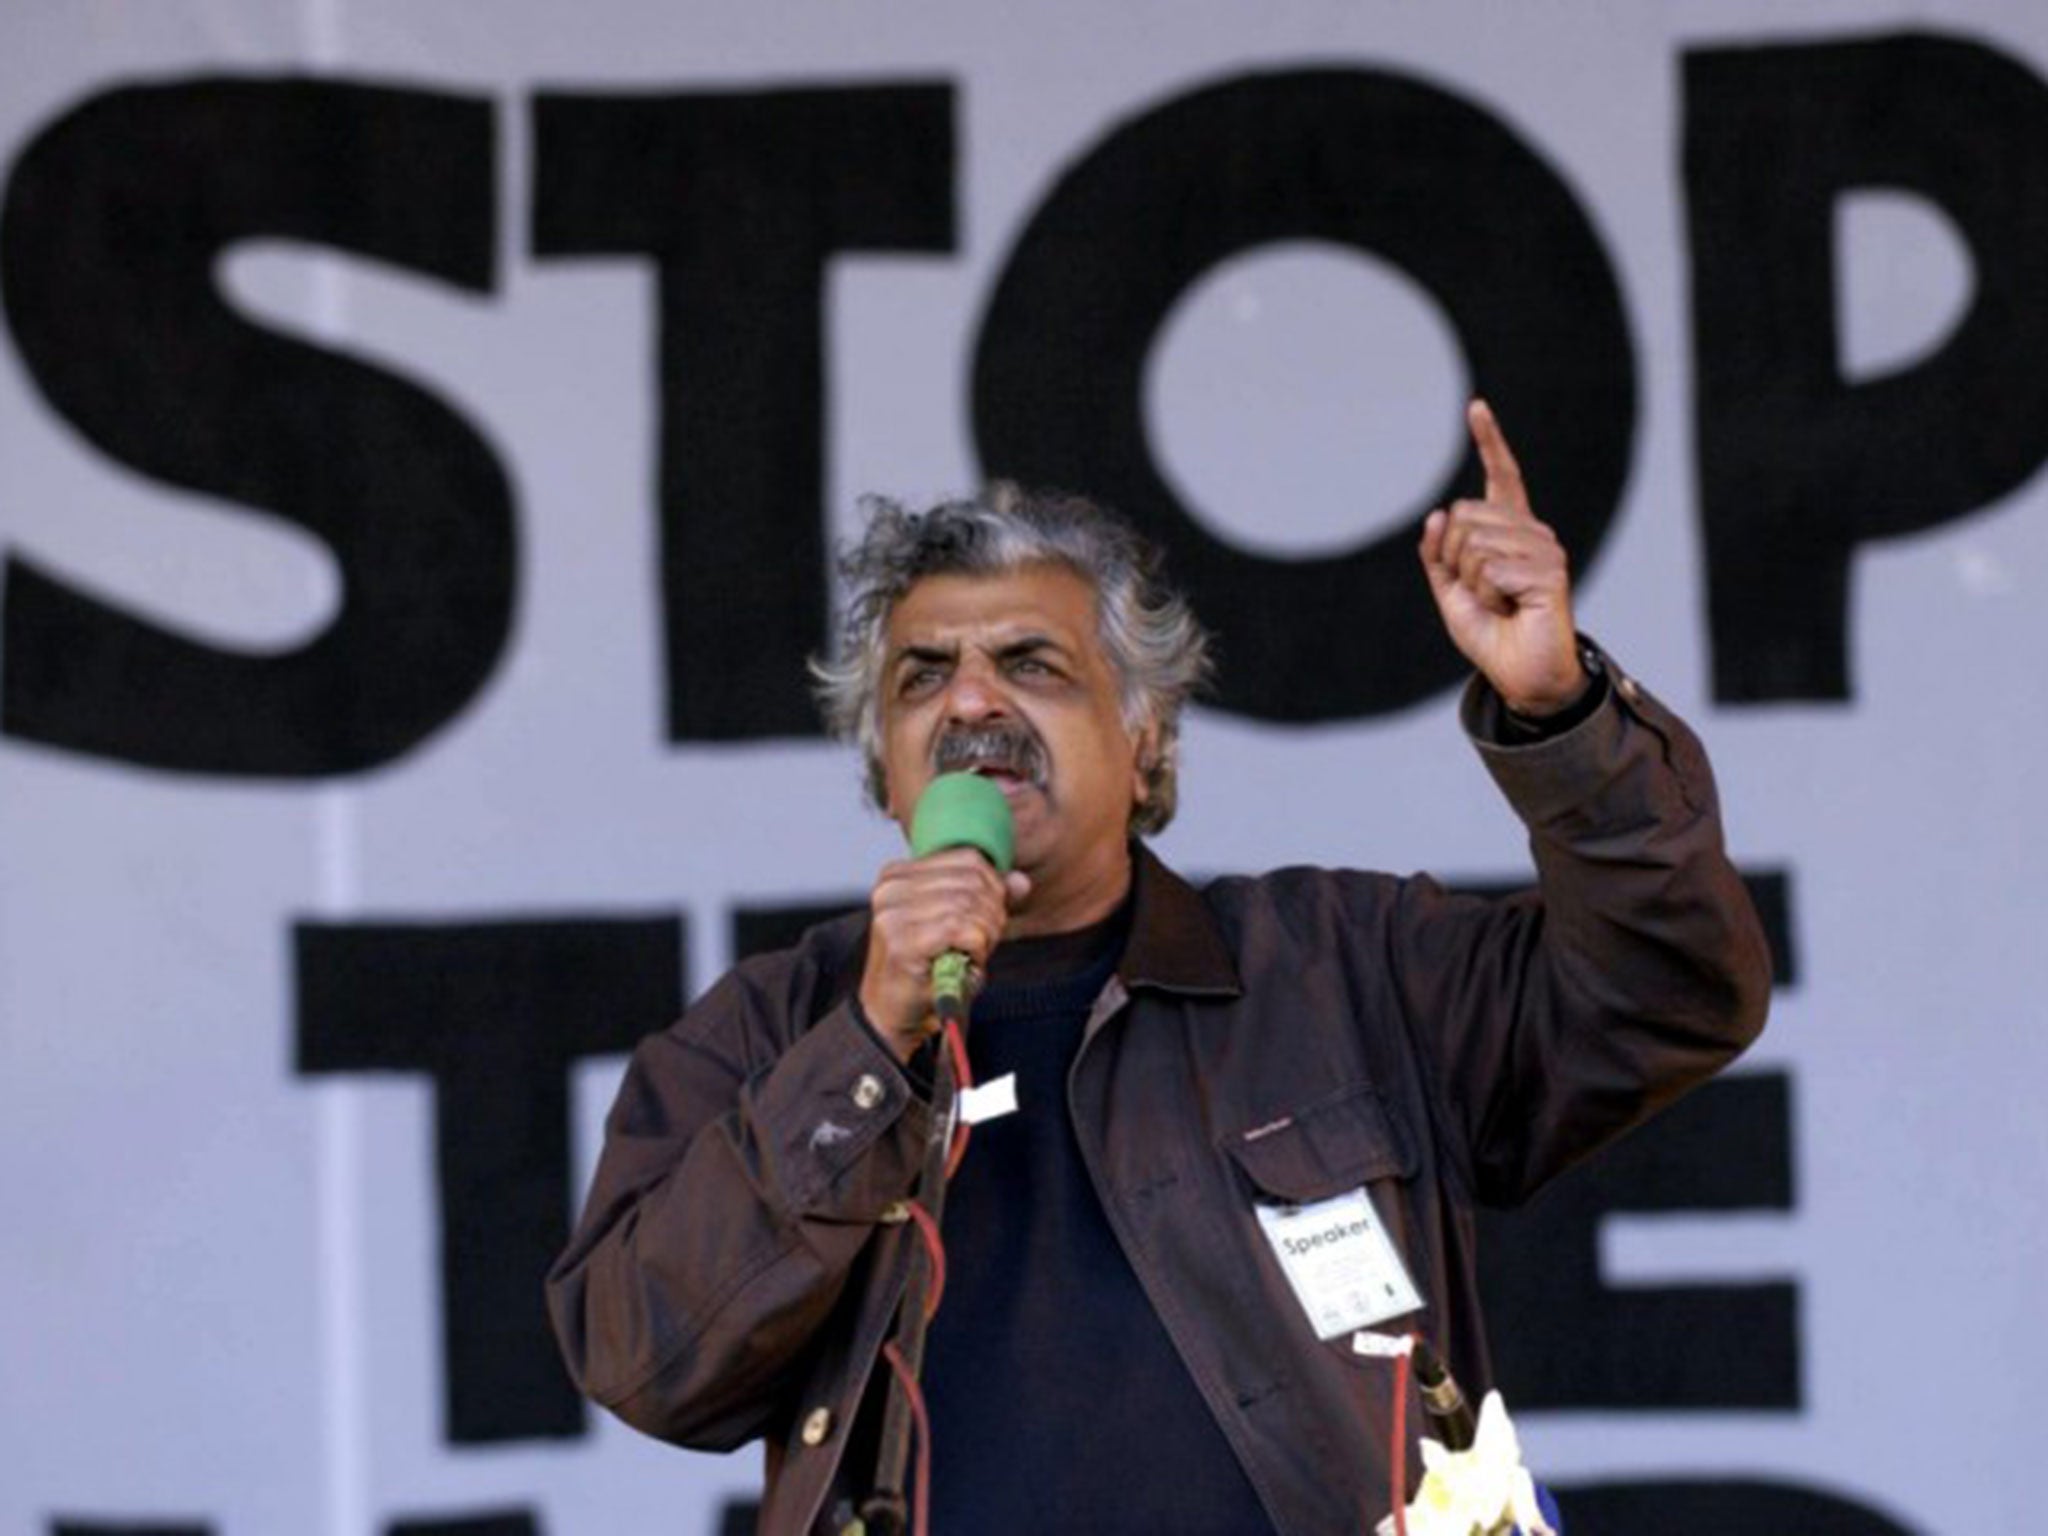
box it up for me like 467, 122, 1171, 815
1131, 721, 1162, 805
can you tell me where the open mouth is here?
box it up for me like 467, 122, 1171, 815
934, 724, 1047, 790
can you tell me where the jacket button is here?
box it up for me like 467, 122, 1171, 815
801, 1405, 834, 1446
879, 1200, 911, 1225
852, 1073, 885, 1111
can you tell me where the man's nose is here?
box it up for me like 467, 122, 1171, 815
942, 658, 1008, 720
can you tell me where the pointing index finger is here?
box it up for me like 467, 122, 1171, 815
1468, 397, 1530, 516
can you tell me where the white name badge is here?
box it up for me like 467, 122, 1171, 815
1254, 1188, 1425, 1341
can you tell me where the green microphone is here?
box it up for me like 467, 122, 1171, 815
908, 771, 1016, 1020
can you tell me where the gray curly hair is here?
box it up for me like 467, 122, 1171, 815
810, 483, 1212, 836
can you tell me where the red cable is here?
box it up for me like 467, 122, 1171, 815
883, 1340, 934, 1536
1388, 1343, 1412, 1536
886, 1015, 970, 1532
904, 1200, 947, 1320
942, 1018, 974, 1179
942, 1015, 974, 1093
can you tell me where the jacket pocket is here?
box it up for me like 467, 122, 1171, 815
1223, 1081, 1416, 1201
1221, 1083, 1432, 1333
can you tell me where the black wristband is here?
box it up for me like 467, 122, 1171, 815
1499, 641, 1610, 742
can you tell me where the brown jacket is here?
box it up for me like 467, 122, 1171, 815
548, 659, 1771, 1534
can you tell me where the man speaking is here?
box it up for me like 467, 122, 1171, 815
547, 402, 1771, 1534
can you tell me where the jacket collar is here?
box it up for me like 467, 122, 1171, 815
1119, 842, 1242, 998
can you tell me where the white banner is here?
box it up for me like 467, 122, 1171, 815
4, 3, 2042, 1533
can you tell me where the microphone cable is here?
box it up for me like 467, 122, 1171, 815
1359, 1332, 1474, 1536
861, 1003, 977, 1536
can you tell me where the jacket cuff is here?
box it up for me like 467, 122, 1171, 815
745, 999, 932, 1219
1461, 634, 1610, 745
1460, 637, 1701, 830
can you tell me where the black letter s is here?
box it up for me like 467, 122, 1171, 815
2, 79, 511, 775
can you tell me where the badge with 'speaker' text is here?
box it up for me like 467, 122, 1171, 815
1254, 1188, 1424, 1340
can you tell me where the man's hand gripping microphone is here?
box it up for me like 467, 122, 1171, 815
908, 772, 1016, 1024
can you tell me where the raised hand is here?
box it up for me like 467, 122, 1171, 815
1418, 399, 1588, 718
859, 847, 1031, 1061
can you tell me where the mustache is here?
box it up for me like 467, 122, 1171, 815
932, 720, 1049, 787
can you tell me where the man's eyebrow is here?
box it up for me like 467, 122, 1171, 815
888, 642, 957, 671
993, 634, 1068, 660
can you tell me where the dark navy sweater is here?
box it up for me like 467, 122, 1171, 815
919, 912, 1276, 1534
